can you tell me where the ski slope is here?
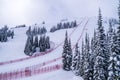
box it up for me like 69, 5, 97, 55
0, 17, 110, 80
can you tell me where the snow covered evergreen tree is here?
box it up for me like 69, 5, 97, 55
79, 40, 85, 76
107, 21, 114, 57
62, 31, 72, 71
50, 21, 77, 32
90, 30, 97, 80
0, 26, 14, 42
109, 1, 120, 79
71, 43, 80, 75
108, 29, 118, 80
116, 0, 120, 78
24, 37, 32, 55
94, 8, 109, 80
46, 36, 50, 49
24, 34, 50, 56
83, 33, 91, 80
11, 30, 14, 39
34, 36, 39, 47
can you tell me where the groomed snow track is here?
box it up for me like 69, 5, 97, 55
0, 18, 85, 66
0, 18, 90, 80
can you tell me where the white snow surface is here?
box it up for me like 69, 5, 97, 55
19, 69, 83, 80
0, 17, 110, 80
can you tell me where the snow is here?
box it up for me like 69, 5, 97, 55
0, 27, 28, 62
0, 18, 91, 80
19, 69, 83, 80
0, 0, 117, 79
0, 16, 112, 80
73, 76, 83, 80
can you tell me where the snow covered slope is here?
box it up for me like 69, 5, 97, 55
0, 16, 113, 80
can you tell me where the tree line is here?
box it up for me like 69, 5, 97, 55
26, 26, 47, 36
0, 25, 14, 42
50, 20, 77, 32
24, 26, 50, 56
62, 7, 120, 80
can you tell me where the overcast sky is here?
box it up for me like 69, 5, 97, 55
0, 0, 118, 27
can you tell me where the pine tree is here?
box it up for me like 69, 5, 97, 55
46, 36, 50, 49
34, 36, 39, 47
68, 39, 73, 70
71, 43, 80, 75
108, 29, 118, 80
62, 31, 72, 71
109, 1, 120, 79
11, 30, 14, 39
94, 8, 109, 80
24, 37, 32, 55
4, 33, 8, 42
89, 30, 97, 80
84, 33, 91, 80
42, 35, 46, 52
79, 40, 85, 76
39, 36, 42, 52
116, 0, 120, 77
73, 20, 77, 27
26, 26, 31, 36
107, 21, 114, 56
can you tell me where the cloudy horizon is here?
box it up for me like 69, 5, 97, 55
0, 0, 118, 27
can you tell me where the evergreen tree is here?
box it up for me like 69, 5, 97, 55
26, 26, 31, 36
71, 43, 80, 75
94, 8, 109, 80
109, 1, 120, 79
34, 36, 39, 47
84, 33, 91, 80
46, 36, 50, 49
11, 30, 14, 39
79, 40, 85, 76
24, 37, 32, 55
39, 36, 42, 52
107, 21, 114, 56
62, 31, 72, 71
42, 35, 46, 52
68, 39, 73, 69
108, 30, 118, 80
30, 35, 33, 46
73, 20, 77, 27
89, 30, 97, 80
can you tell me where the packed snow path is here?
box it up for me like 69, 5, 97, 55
0, 17, 94, 80
0, 18, 86, 72
0, 20, 89, 78
0, 18, 85, 66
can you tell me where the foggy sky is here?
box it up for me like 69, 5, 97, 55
0, 0, 118, 27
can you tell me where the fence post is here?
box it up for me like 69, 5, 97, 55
0, 73, 3, 80
20, 71, 22, 78
9, 72, 12, 80
0, 73, 2, 80
3, 72, 7, 80
25, 68, 31, 77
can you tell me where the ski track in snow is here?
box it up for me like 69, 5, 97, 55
0, 17, 110, 80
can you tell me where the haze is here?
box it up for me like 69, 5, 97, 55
0, 0, 118, 27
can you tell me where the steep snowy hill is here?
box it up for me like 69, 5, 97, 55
0, 17, 112, 80
0, 18, 89, 80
